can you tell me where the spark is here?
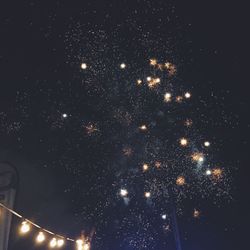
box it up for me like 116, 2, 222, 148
85, 123, 98, 135
147, 77, 161, 88
144, 192, 151, 198
204, 141, 210, 147
155, 161, 161, 168
184, 119, 193, 127
139, 124, 147, 131
81, 63, 87, 70
122, 147, 133, 157
176, 176, 185, 186
161, 214, 167, 220
176, 96, 183, 103
184, 92, 191, 98
143, 163, 149, 171
212, 168, 223, 178
120, 63, 126, 69
137, 79, 142, 85
206, 169, 212, 176
150, 58, 157, 66
180, 138, 188, 146
164, 92, 172, 102
191, 152, 204, 163
193, 209, 200, 218
120, 189, 128, 197
36, 232, 46, 243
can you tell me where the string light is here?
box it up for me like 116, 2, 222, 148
204, 141, 210, 147
57, 239, 65, 247
139, 124, 147, 131
20, 221, 31, 234
184, 92, 191, 98
36, 232, 46, 243
49, 238, 57, 248
180, 138, 188, 146
144, 192, 151, 198
0, 202, 87, 248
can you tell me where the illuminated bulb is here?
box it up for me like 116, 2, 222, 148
212, 168, 223, 178
146, 76, 152, 82
139, 125, 147, 131
57, 239, 65, 247
164, 92, 172, 102
84, 243, 90, 250
143, 163, 149, 171
81, 63, 87, 70
62, 113, 68, 118
20, 221, 31, 234
180, 138, 188, 146
36, 232, 46, 243
206, 169, 212, 176
162, 214, 167, 220
49, 238, 57, 248
120, 63, 126, 69
184, 92, 191, 98
145, 192, 151, 198
204, 141, 210, 147
120, 189, 128, 197
192, 152, 204, 162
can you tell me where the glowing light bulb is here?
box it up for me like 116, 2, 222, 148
81, 63, 87, 70
120, 189, 128, 197
204, 141, 210, 147
20, 221, 30, 234
120, 63, 126, 69
57, 239, 65, 247
145, 192, 151, 198
49, 238, 57, 248
36, 232, 45, 243
155, 78, 161, 83
164, 92, 172, 102
162, 214, 167, 220
184, 92, 191, 98
62, 113, 68, 118
146, 76, 152, 82
83, 243, 90, 250
150, 58, 157, 66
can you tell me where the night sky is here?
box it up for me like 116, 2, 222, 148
0, 1, 249, 250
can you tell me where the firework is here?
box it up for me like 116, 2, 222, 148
120, 189, 128, 197
143, 163, 149, 171
139, 125, 147, 131
164, 92, 172, 102
150, 58, 158, 66
191, 152, 204, 163
120, 63, 126, 69
176, 176, 185, 186
184, 92, 191, 98
81, 63, 87, 70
